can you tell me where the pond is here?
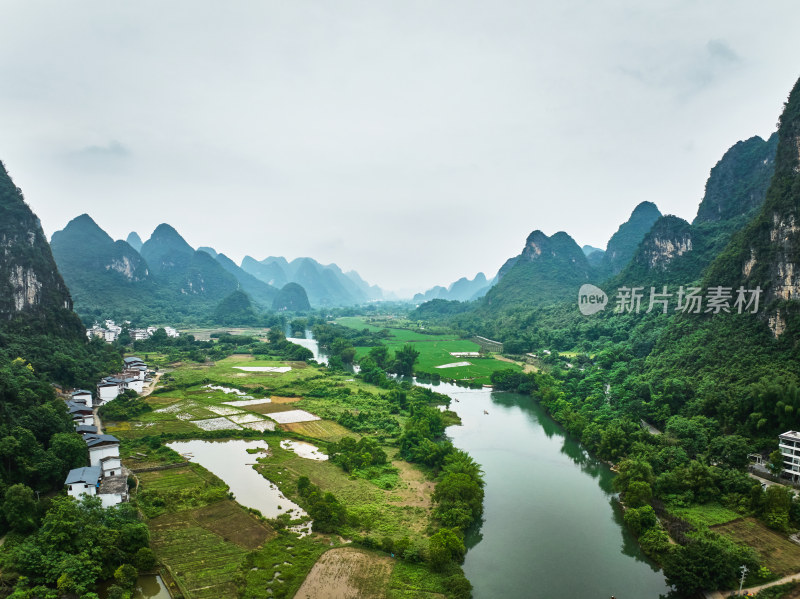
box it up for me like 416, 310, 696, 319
166, 439, 310, 533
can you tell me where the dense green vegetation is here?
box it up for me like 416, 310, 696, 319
2, 496, 150, 598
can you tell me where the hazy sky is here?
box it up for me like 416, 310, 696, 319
2, 1, 799, 295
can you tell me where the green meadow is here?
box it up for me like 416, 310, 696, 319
337, 318, 521, 385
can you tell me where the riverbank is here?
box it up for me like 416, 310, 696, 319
112, 349, 473, 598
420, 379, 670, 598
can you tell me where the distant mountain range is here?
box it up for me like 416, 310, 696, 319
412, 272, 496, 303
50, 218, 384, 322
240, 255, 382, 307
412, 127, 781, 318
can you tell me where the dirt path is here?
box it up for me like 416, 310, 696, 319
141, 371, 163, 397
93, 407, 104, 434
703, 572, 800, 598
494, 354, 538, 373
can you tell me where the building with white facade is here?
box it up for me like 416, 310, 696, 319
123, 377, 144, 394
65, 466, 101, 500
779, 431, 800, 482
70, 390, 93, 407
86, 434, 121, 468
97, 380, 122, 404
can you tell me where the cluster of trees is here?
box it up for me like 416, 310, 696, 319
0, 329, 121, 391
358, 344, 419, 386
255, 329, 314, 361
336, 410, 400, 436
2, 496, 152, 598
98, 389, 151, 421
0, 358, 90, 522
327, 437, 387, 472
432, 451, 484, 530
296, 476, 346, 533
311, 322, 389, 351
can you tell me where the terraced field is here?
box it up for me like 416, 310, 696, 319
149, 500, 272, 599
713, 517, 800, 576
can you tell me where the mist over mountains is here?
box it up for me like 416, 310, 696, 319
49, 216, 386, 322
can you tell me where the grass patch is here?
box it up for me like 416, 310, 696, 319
386, 560, 450, 598
340, 319, 519, 385
281, 420, 353, 441
255, 441, 434, 541
713, 517, 800, 576
667, 502, 743, 528
241, 531, 331, 599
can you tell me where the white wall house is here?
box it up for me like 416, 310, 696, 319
123, 378, 145, 394
101, 455, 123, 478
86, 435, 120, 468
97, 382, 121, 404
70, 390, 93, 406
99, 492, 124, 508
73, 413, 95, 427
68, 402, 95, 427
65, 466, 101, 500
779, 431, 800, 482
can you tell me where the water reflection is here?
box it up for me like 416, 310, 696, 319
132, 575, 170, 599
166, 440, 307, 520
286, 330, 329, 365
416, 378, 669, 599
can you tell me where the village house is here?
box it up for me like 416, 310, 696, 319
65, 466, 101, 500
85, 434, 121, 468
75, 424, 98, 436
64, 462, 128, 508
67, 401, 95, 427
98, 474, 129, 507
779, 431, 800, 483
97, 379, 122, 404
100, 455, 122, 477
70, 389, 93, 407
122, 376, 144, 394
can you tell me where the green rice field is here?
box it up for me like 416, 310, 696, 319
338, 318, 521, 385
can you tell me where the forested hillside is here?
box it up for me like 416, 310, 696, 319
408, 76, 800, 595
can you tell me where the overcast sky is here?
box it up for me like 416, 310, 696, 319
1, 1, 799, 295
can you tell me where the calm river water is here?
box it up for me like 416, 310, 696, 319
417, 380, 670, 599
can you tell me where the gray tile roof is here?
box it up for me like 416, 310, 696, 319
84, 434, 120, 448
65, 466, 101, 486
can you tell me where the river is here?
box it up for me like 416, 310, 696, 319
418, 380, 670, 599
287, 330, 328, 365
